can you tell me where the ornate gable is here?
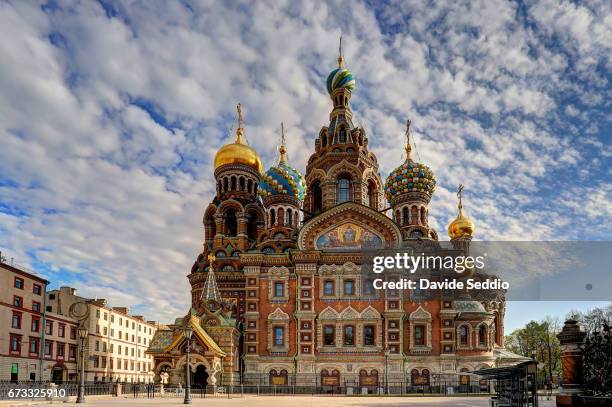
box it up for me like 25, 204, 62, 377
297, 202, 402, 251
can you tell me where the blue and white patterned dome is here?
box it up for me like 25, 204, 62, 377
259, 161, 306, 202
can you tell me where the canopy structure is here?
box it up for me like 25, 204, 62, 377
472, 360, 539, 407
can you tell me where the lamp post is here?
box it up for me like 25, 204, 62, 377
384, 346, 390, 395
184, 326, 193, 404
76, 326, 89, 404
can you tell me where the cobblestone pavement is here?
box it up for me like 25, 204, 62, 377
1, 395, 558, 407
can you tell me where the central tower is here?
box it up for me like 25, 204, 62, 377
304, 40, 383, 218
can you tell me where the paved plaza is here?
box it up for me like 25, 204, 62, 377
3, 395, 558, 407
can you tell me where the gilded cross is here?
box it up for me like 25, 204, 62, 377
207, 253, 216, 267
457, 184, 464, 209
236, 103, 243, 129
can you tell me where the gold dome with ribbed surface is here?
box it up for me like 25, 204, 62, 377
448, 184, 475, 240
214, 103, 263, 174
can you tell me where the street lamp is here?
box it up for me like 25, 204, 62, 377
76, 326, 89, 404
184, 326, 193, 404
384, 346, 391, 395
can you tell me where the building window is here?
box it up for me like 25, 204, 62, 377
274, 282, 284, 298
459, 325, 469, 346
46, 321, 53, 336
12, 312, 22, 329
31, 317, 40, 332
363, 279, 374, 295
323, 280, 334, 296
44, 340, 53, 357
338, 127, 346, 143
343, 325, 355, 346
32, 301, 41, 313
343, 279, 355, 295
33, 284, 42, 295
95, 341, 100, 351
312, 181, 323, 213
69, 346, 77, 360
10, 334, 21, 354
70, 327, 76, 340
13, 295, 23, 307
478, 325, 487, 345
57, 342, 65, 358
364, 325, 375, 346
14, 277, 24, 289
337, 178, 351, 203
30, 338, 39, 354
414, 324, 425, 346
323, 325, 335, 346
273, 326, 284, 347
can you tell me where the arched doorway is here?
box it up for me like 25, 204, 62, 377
269, 369, 288, 385
193, 365, 208, 388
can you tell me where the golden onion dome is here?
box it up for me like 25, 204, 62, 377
448, 184, 475, 240
214, 104, 263, 174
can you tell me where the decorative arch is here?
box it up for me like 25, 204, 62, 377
326, 160, 361, 184
298, 202, 402, 251
339, 306, 359, 320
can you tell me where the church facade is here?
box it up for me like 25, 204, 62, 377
147, 49, 518, 389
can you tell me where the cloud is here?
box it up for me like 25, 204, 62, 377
0, 0, 609, 321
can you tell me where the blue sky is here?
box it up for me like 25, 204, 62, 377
0, 0, 610, 325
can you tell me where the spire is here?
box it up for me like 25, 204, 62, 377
337, 35, 344, 68
235, 103, 244, 144
278, 122, 287, 163
201, 253, 221, 303
405, 119, 413, 161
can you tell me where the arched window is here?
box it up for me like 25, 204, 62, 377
217, 180, 222, 193
411, 206, 418, 225
420, 207, 426, 225
367, 180, 377, 209
247, 179, 253, 193
225, 209, 237, 236
395, 210, 400, 223
403, 207, 409, 225
223, 177, 228, 192
338, 127, 346, 143
478, 325, 487, 346
230, 176, 237, 191
337, 178, 351, 203
247, 211, 258, 241
459, 325, 469, 346
321, 133, 327, 147
239, 177, 245, 191
270, 209, 276, 226
287, 209, 292, 226
312, 181, 322, 213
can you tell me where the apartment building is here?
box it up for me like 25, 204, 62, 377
46, 286, 157, 382
0, 261, 78, 382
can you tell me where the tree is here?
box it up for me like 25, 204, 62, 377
505, 318, 562, 384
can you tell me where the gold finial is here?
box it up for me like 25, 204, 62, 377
207, 253, 216, 270
405, 119, 413, 160
278, 122, 287, 163
235, 103, 244, 143
337, 35, 344, 68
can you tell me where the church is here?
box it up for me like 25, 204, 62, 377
147, 46, 520, 390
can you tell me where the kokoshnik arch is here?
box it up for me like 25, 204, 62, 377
146, 45, 527, 388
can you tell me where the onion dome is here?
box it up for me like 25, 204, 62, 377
259, 123, 306, 201
384, 120, 436, 201
326, 37, 356, 95
448, 184, 475, 239
214, 103, 263, 174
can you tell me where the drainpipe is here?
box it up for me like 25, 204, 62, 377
291, 254, 299, 388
